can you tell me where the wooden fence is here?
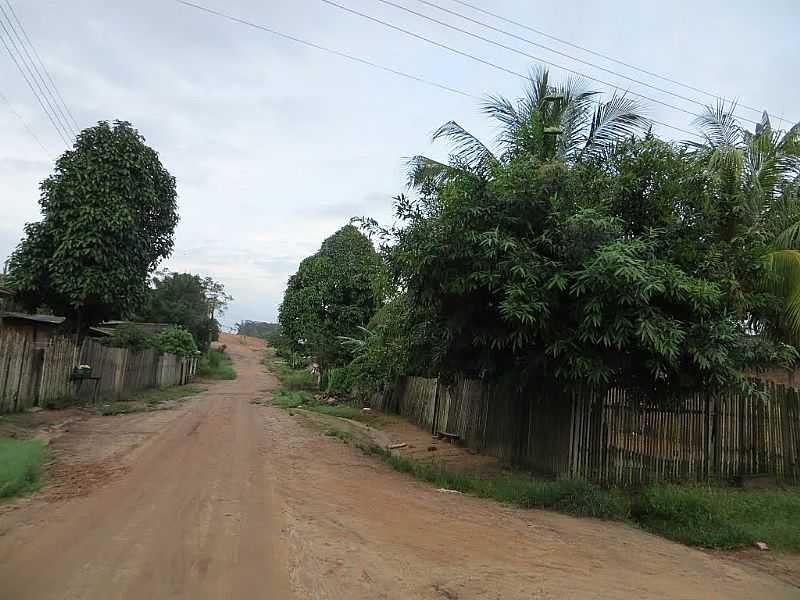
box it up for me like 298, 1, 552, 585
0, 329, 197, 412
377, 376, 800, 486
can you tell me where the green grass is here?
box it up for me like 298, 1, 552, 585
271, 389, 313, 408
365, 443, 800, 549
633, 484, 800, 551
98, 385, 207, 416
263, 355, 318, 390
365, 445, 629, 519
0, 437, 47, 499
197, 348, 236, 380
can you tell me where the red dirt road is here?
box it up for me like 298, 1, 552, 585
0, 334, 796, 599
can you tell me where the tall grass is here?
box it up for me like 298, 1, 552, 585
0, 438, 47, 498
263, 355, 317, 390
197, 347, 236, 380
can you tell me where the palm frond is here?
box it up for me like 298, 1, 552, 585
694, 101, 742, 148
763, 249, 800, 340
581, 93, 650, 158
774, 221, 800, 249
482, 94, 522, 149
431, 121, 498, 175
405, 155, 453, 189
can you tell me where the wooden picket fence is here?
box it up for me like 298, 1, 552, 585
0, 328, 197, 412
380, 376, 800, 486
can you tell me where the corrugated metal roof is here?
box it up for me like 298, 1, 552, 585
0, 286, 15, 296
0, 311, 65, 325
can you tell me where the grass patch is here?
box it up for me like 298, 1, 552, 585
98, 385, 207, 416
263, 355, 317, 390
197, 347, 236, 380
365, 445, 628, 519
0, 437, 47, 499
633, 484, 800, 551
271, 389, 313, 408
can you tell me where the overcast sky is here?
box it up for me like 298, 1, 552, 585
1, 0, 798, 328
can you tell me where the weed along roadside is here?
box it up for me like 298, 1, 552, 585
197, 345, 237, 380
263, 354, 800, 552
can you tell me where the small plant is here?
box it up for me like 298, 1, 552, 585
105, 323, 153, 351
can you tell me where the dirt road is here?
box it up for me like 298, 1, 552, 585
0, 334, 796, 599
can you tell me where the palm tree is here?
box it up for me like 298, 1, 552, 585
407, 66, 650, 189
693, 103, 800, 338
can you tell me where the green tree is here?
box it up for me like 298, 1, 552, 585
7, 120, 178, 333
279, 224, 384, 374
407, 66, 649, 189
369, 137, 796, 400
139, 271, 230, 351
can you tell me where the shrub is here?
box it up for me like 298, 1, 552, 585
105, 323, 153, 351
152, 326, 198, 358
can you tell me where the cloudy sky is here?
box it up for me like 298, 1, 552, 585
1, 0, 797, 328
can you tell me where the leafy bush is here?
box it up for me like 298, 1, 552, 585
326, 365, 354, 395
0, 438, 46, 498
152, 325, 198, 358
105, 323, 153, 351
633, 484, 800, 551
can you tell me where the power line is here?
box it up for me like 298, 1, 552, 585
0, 2, 75, 140
318, 0, 700, 137
347, 0, 748, 127
449, 0, 794, 124
3, 0, 79, 132
407, 0, 763, 125
0, 14, 69, 146
0, 87, 51, 156
173, 0, 479, 101
173, 0, 697, 139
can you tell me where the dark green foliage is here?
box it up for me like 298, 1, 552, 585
634, 485, 800, 551
139, 271, 229, 351
365, 137, 797, 399
152, 326, 198, 358
0, 438, 46, 498
8, 121, 178, 329
105, 323, 153, 352
279, 224, 384, 370
347, 295, 437, 392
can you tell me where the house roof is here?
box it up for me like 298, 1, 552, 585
90, 321, 173, 337
0, 311, 65, 325
0, 286, 15, 297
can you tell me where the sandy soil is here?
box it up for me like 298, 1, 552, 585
0, 334, 796, 599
